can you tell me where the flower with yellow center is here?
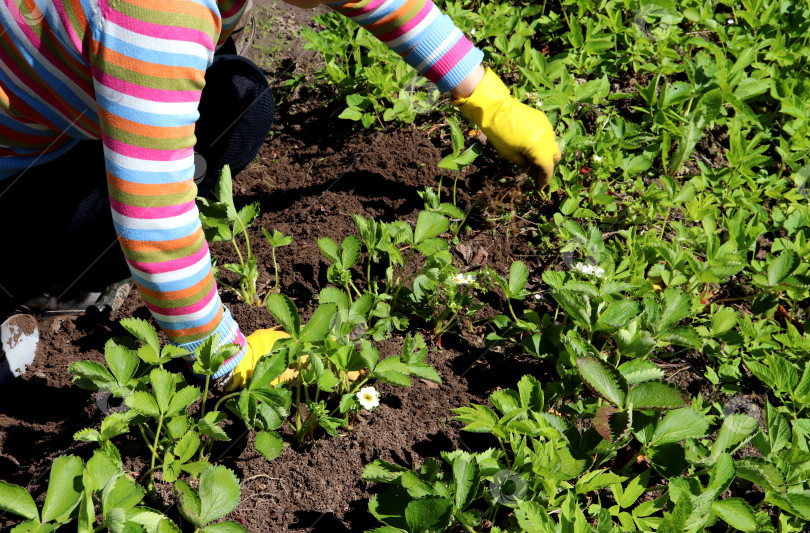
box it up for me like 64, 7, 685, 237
357, 386, 380, 410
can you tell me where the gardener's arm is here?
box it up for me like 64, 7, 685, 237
284, 0, 561, 189
87, 1, 247, 379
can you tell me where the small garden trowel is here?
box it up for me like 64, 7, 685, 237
0, 314, 39, 384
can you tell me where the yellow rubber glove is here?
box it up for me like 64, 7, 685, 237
224, 328, 363, 390
224, 327, 290, 391
452, 68, 562, 191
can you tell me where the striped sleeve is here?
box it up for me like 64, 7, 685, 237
87, 0, 245, 378
327, 0, 483, 93
216, 0, 250, 47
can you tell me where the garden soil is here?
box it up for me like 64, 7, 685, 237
0, 2, 711, 531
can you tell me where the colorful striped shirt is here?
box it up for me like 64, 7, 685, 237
0, 0, 481, 378
328, 0, 483, 93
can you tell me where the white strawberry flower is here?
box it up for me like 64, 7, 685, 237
573, 262, 605, 278
453, 273, 475, 285
357, 387, 380, 410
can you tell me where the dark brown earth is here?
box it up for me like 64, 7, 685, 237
0, 4, 711, 532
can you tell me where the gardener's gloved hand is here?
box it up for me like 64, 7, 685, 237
452, 68, 562, 191
224, 327, 289, 391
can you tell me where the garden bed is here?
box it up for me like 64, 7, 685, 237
0, 84, 588, 531
2, 1, 808, 532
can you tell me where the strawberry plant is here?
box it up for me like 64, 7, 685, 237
197, 166, 264, 306
263, 293, 441, 445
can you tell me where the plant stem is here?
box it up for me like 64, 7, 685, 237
231, 236, 245, 268
138, 424, 158, 456
150, 415, 164, 485
200, 375, 211, 420
433, 310, 460, 338
348, 280, 364, 299
391, 249, 417, 309
659, 208, 671, 238
506, 298, 521, 324
272, 246, 280, 295
499, 439, 512, 469
212, 392, 240, 416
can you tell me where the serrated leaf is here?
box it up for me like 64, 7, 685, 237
175, 480, 203, 528
710, 414, 759, 462
768, 251, 795, 286
137, 344, 160, 365
438, 203, 465, 220
319, 286, 350, 311
69, 361, 115, 391
658, 492, 691, 533
652, 287, 691, 334
414, 211, 449, 244
168, 386, 201, 416
658, 326, 702, 349
451, 404, 499, 433
406, 362, 441, 384
235, 202, 260, 229
401, 333, 427, 365
41, 455, 83, 523
104, 339, 138, 386
711, 307, 738, 335
254, 430, 284, 462
73, 428, 102, 443
554, 290, 593, 330
707, 453, 736, 494
198, 412, 229, 441
374, 357, 413, 387
100, 412, 134, 441
454, 143, 482, 166
596, 300, 639, 331
101, 474, 144, 512
193, 334, 220, 375
618, 360, 664, 385
404, 496, 453, 532
265, 294, 300, 337
181, 460, 211, 478
248, 349, 289, 391
614, 469, 650, 509
452, 457, 479, 511
213, 165, 236, 218
202, 522, 246, 533
594, 405, 631, 442
514, 500, 555, 532
712, 498, 757, 532
86, 451, 119, 494
119, 318, 160, 353
317, 238, 341, 264
651, 408, 709, 445
150, 368, 174, 414
576, 469, 628, 494
735, 457, 785, 493
341, 235, 361, 267
362, 460, 409, 484
626, 381, 688, 410
508, 261, 529, 298
0, 481, 38, 520
765, 402, 790, 454
196, 466, 240, 525
175, 431, 201, 464
576, 356, 628, 408
126, 391, 160, 418
300, 303, 338, 344
517, 374, 544, 412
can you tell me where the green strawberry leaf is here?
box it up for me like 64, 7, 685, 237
576, 356, 628, 408
626, 381, 688, 410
